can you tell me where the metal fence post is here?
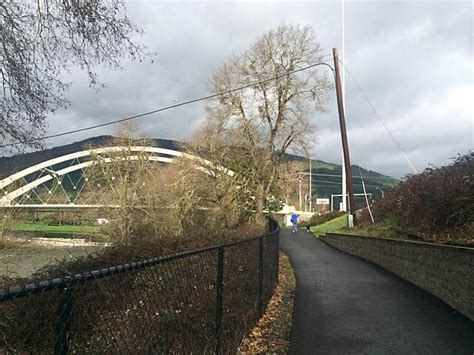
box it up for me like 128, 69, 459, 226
275, 228, 280, 282
258, 237, 264, 317
215, 247, 225, 354
55, 284, 73, 355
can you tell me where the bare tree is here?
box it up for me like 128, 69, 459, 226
185, 125, 255, 213
87, 125, 252, 244
0, 0, 150, 150
279, 161, 308, 208
86, 123, 157, 245
177, 144, 250, 228
204, 25, 331, 217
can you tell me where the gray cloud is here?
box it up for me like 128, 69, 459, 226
40, 1, 472, 178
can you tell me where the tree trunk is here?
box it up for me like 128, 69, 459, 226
256, 183, 265, 218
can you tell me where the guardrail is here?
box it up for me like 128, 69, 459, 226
0, 219, 280, 354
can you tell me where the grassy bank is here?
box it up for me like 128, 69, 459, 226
310, 215, 407, 239
310, 214, 405, 239
340, 218, 402, 239
11, 221, 104, 236
310, 214, 348, 236
308, 214, 459, 244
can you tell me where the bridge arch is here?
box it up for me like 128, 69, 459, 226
0, 146, 234, 209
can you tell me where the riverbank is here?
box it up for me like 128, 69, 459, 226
0, 235, 105, 279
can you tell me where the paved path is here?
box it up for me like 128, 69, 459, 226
280, 229, 474, 355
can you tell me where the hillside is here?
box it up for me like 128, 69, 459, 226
0, 136, 398, 202
0, 136, 180, 175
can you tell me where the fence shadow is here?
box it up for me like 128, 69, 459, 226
0, 218, 280, 353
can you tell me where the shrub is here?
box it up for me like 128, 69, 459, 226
40, 215, 59, 226
363, 152, 473, 243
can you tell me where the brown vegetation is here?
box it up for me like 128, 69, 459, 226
239, 253, 296, 354
0, 123, 276, 352
359, 152, 473, 245
0, 222, 279, 353
84, 123, 259, 247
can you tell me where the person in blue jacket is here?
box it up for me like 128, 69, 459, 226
290, 213, 298, 234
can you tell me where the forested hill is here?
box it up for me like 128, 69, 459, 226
0, 136, 180, 176
284, 152, 399, 203
0, 135, 398, 200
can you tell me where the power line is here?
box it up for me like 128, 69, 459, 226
342, 83, 375, 222
301, 172, 396, 180
337, 58, 418, 174
312, 179, 384, 188
313, 182, 392, 191
320, 53, 335, 61
1, 57, 334, 149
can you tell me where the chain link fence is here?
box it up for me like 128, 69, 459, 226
0, 218, 279, 353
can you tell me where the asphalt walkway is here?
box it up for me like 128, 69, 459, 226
280, 228, 474, 355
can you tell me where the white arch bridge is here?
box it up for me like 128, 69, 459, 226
0, 146, 234, 212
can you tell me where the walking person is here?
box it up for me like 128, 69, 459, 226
291, 212, 298, 234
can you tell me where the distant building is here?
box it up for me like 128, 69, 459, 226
96, 218, 109, 225
315, 198, 330, 213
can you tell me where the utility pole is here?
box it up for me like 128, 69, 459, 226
333, 48, 357, 226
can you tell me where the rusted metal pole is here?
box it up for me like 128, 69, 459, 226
332, 48, 357, 226
298, 175, 302, 211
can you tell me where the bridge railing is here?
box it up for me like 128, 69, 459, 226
0, 218, 279, 354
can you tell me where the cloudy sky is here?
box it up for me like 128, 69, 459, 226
42, 0, 472, 178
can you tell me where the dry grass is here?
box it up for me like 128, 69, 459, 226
0, 236, 30, 250
239, 252, 296, 353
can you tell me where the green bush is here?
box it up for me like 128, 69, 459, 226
41, 215, 59, 226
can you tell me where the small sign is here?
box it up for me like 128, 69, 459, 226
316, 198, 330, 205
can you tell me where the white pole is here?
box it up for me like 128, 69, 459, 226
309, 158, 312, 212
361, 179, 375, 223
342, 152, 347, 212
341, 0, 347, 213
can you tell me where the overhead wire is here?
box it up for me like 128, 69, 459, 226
312, 178, 384, 188
337, 57, 376, 222
1, 54, 334, 149
338, 58, 419, 174
301, 172, 396, 180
